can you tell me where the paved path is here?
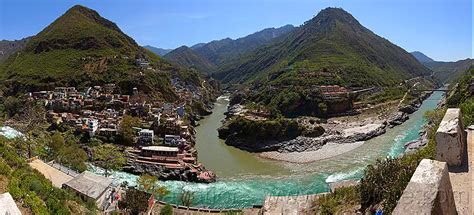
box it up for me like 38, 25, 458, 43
29, 159, 73, 188
449, 129, 473, 214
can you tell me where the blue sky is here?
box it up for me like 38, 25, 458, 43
0, 0, 472, 61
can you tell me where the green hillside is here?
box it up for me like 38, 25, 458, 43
214, 8, 432, 88
193, 24, 295, 66
0, 5, 201, 101
425, 59, 473, 83
164, 46, 216, 73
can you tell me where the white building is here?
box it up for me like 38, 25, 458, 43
138, 129, 154, 144
88, 119, 99, 137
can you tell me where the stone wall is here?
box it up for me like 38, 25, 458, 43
392, 159, 456, 214
436, 108, 466, 166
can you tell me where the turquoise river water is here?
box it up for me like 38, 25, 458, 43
91, 90, 444, 209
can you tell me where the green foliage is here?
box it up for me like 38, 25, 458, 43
0, 137, 93, 214
3, 96, 24, 117
314, 186, 360, 214
360, 158, 418, 212
47, 132, 88, 172
137, 174, 169, 200
221, 117, 303, 149
164, 46, 216, 73
446, 67, 474, 125
160, 204, 173, 215
118, 188, 150, 214
460, 97, 474, 126
92, 144, 126, 176
119, 115, 140, 145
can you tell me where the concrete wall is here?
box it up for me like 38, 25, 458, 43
436, 108, 466, 166
392, 159, 456, 215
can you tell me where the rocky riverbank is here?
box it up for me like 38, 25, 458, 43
122, 162, 216, 183
221, 91, 433, 162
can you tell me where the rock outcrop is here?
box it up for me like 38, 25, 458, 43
123, 162, 216, 183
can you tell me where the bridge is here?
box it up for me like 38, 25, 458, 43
411, 89, 449, 92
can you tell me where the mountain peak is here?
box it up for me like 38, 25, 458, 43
411, 51, 435, 63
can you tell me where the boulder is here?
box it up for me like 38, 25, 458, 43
435, 108, 466, 166
399, 104, 417, 114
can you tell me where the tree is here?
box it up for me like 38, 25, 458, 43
59, 143, 88, 172
160, 204, 173, 215
179, 189, 194, 207
9, 101, 46, 158
118, 188, 149, 215
49, 132, 66, 158
120, 115, 140, 145
137, 174, 169, 200
46, 132, 87, 172
93, 144, 126, 176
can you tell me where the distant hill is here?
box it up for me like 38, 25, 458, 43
0, 5, 205, 101
410, 51, 473, 83
192, 24, 295, 66
425, 59, 473, 83
144, 45, 172, 56
410, 51, 434, 63
214, 8, 431, 87
0, 37, 31, 62
164, 46, 216, 73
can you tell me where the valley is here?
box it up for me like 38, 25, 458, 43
0, 2, 471, 214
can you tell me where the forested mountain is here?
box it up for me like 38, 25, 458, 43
214, 8, 432, 87
425, 59, 473, 83
144, 45, 172, 56
0, 37, 31, 62
192, 24, 295, 66
0, 5, 205, 101
410, 51, 473, 83
163, 46, 216, 73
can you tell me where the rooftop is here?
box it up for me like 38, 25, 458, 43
142, 146, 179, 152
0, 193, 21, 215
63, 171, 113, 200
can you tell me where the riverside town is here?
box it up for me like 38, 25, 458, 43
0, 1, 472, 214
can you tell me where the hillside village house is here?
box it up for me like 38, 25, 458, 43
62, 171, 114, 210
138, 129, 154, 144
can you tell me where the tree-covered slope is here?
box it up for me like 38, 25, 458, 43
214, 8, 432, 87
164, 46, 216, 73
0, 5, 202, 101
425, 59, 473, 83
193, 24, 295, 66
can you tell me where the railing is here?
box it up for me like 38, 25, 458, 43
47, 160, 80, 177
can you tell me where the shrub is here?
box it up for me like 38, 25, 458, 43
160, 204, 173, 215
314, 185, 360, 214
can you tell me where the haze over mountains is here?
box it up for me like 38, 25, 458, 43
410, 51, 473, 83
0, 37, 31, 62
146, 24, 295, 73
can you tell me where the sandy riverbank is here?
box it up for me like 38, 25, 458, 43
260, 141, 365, 163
